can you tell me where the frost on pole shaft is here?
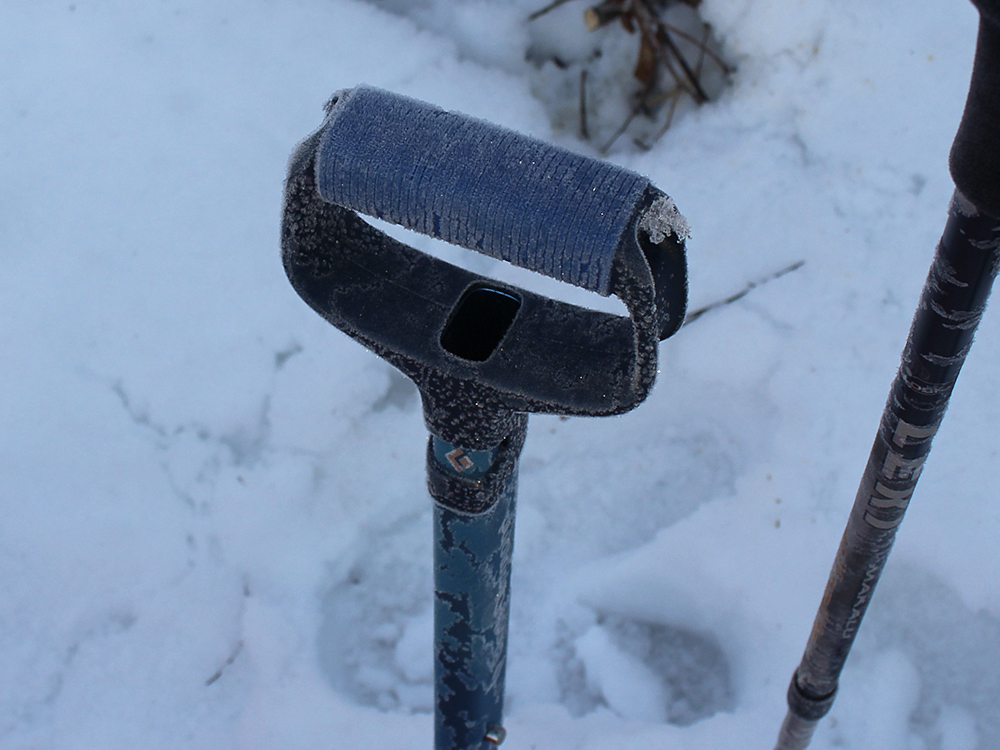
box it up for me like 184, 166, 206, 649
639, 196, 691, 244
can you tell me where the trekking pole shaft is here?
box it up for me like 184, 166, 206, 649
427, 416, 528, 750
775, 194, 1000, 750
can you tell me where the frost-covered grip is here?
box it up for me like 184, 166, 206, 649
950, 3, 1000, 218
315, 85, 652, 295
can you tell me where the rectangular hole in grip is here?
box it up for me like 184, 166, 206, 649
440, 285, 521, 362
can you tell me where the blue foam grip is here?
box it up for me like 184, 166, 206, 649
315, 85, 652, 295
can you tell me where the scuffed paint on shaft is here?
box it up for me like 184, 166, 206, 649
775, 191, 1000, 750
431, 435, 519, 750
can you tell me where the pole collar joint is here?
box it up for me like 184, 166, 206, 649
786, 671, 837, 722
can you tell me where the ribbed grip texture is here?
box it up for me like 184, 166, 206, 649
314, 85, 651, 294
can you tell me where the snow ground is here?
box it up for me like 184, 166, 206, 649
1, 0, 998, 748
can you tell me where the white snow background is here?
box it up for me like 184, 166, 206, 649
2, 0, 998, 748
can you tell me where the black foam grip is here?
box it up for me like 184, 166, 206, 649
950, 11, 1000, 218
972, 0, 1000, 26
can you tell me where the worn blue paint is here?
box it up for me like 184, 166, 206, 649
431, 437, 517, 750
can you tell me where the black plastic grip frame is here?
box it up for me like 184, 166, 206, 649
281, 129, 687, 447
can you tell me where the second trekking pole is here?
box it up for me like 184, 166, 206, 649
775, 2, 1000, 748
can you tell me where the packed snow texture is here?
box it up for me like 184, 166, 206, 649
2, 1, 998, 749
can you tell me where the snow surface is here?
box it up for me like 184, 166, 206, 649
2, 1, 998, 748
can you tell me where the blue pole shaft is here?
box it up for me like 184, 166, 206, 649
427, 421, 526, 750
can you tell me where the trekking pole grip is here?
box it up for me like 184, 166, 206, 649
950, 1, 1000, 218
